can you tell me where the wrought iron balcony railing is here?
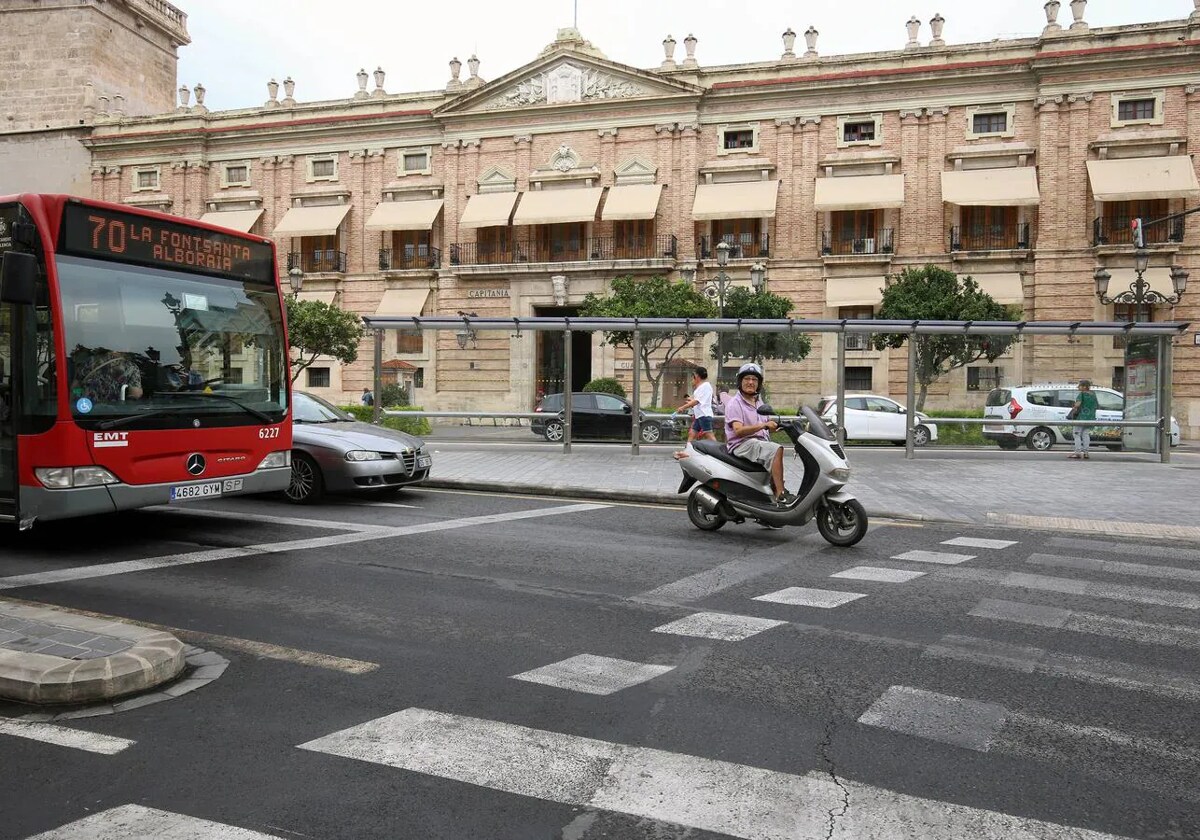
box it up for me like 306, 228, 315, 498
696, 233, 771, 260
449, 235, 678, 266
379, 246, 441, 271
949, 223, 1031, 252
287, 250, 346, 273
1093, 217, 1184, 247
821, 229, 895, 256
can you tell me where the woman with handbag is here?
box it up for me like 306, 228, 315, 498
1068, 380, 1099, 459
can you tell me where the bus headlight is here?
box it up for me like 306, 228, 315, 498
345, 450, 383, 462
35, 466, 120, 488
830, 467, 852, 483
256, 451, 291, 470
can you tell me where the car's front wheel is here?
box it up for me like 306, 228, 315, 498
285, 452, 325, 504
640, 423, 662, 444
912, 425, 932, 447
543, 419, 565, 442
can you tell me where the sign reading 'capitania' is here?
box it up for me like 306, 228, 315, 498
468, 288, 510, 298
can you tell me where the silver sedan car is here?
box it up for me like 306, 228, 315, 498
285, 391, 431, 504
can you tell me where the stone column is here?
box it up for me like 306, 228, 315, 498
442, 140, 462, 258
679, 124, 700, 260
898, 110, 922, 256
775, 118, 797, 255
349, 150, 368, 274
798, 117, 821, 263
925, 108, 949, 261
258, 156, 277, 236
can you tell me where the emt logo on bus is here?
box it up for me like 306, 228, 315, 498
59, 203, 273, 282
93, 432, 130, 448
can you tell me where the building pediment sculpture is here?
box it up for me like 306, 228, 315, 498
482, 62, 647, 110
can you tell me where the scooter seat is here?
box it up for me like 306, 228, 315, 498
693, 439, 768, 473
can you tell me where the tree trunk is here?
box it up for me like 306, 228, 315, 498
916, 383, 929, 412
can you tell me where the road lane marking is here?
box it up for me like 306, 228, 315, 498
630, 557, 797, 605
0, 719, 134, 755
510, 654, 674, 695
989, 513, 1200, 542
969, 598, 1200, 650
146, 505, 391, 532
0, 503, 609, 592
297, 707, 1135, 839
754, 587, 867, 608
891, 549, 975, 565
29, 805, 284, 838
941, 537, 1017, 550
935, 568, 1200, 610
830, 567, 926, 583
859, 685, 1200, 803
1027, 552, 1200, 585
652, 612, 788, 641
924, 634, 1200, 701
1048, 536, 1200, 562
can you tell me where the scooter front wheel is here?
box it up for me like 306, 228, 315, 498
816, 498, 868, 547
687, 492, 727, 531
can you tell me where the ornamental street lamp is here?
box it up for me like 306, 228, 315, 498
750, 261, 767, 292
455, 309, 478, 349
1094, 250, 1188, 313
705, 241, 733, 383
287, 267, 304, 297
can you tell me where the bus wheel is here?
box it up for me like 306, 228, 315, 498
286, 452, 325, 504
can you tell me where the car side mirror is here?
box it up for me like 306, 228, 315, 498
623, 405, 631, 414
0, 251, 37, 305
757, 405, 774, 415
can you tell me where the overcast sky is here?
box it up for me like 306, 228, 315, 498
175, 1, 1191, 112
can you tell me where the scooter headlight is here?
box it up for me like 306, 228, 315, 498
830, 467, 852, 483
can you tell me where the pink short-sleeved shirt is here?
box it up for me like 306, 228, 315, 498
724, 392, 767, 453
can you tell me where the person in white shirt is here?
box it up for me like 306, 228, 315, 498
674, 366, 716, 458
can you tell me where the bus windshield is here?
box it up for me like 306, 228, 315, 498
56, 254, 287, 430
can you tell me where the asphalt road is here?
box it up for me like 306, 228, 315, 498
2, 489, 1199, 839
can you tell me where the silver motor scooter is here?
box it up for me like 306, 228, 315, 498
676, 405, 868, 546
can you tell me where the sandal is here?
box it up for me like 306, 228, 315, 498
1068, 453, 1081, 459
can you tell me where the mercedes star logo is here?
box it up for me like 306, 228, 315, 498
186, 453, 206, 476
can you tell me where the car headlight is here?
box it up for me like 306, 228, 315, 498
256, 451, 291, 470
345, 450, 383, 462
829, 467, 852, 483
35, 466, 120, 488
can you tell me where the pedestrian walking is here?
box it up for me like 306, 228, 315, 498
674, 366, 716, 459
1068, 379, 1098, 459
361, 387, 374, 407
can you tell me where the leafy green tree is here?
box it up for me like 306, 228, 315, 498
580, 275, 715, 407
714, 286, 812, 368
582, 377, 627, 398
284, 297, 365, 384
872, 265, 1019, 410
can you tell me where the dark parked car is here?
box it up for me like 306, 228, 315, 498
531, 392, 679, 443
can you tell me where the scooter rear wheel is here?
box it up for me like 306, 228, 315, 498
816, 498, 868, 547
687, 492, 727, 531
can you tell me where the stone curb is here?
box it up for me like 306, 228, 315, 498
0, 601, 185, 706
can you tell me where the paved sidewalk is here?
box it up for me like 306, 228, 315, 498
424, 445, 1200, 539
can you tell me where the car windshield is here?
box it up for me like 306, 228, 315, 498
293, 392, 354, 423
57, 255, 287, 430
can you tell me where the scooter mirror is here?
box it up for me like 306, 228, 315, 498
756, 405, 774, 415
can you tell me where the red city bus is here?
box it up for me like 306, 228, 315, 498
0, 195, 291, 528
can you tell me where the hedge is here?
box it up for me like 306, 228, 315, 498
341, 404, 433, 436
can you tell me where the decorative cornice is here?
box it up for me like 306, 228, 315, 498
1187, 84, 1199, 96
367, 147, 385, 157
774, 117, 797, 127
927, 105, 949, 119
104, 165, 122, 175
462, 138, 482, 148
597, 127, 619, 137
1067, 91, 1094, 103
798, 115, 821, 126
513, 134, 532, 144
1035, 94, 1065, 109
654, 123, 677, 134
678, 122, 700, 133
899, 108, 923, 120
276, 155, 294, 165
348, 149, 366, 159
258, 156, 276, 167
440, 140, 460, 150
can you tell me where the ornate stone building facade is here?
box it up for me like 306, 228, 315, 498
43, 4, 1200, 436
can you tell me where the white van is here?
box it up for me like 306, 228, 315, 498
982, 384, 1180, 451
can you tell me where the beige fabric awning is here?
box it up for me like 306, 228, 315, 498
375, 288, 430, 317
972, 273, 1024, 304
295, 290, 336, 305
1106, 268, 1174, 299
941, 168, 1040, 206
826, 276, 885, 307
512, 187, 604, 226
814, 175, 905, 211
1086, 157, 1200, 202
692, 180, 780, 220
459, 192, 520, 229
365, 199, 444, 232
198, 209, 264, 232
601, 184, 664, 221
272, 204, 352, 238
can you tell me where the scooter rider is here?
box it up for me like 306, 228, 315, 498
724, 363, 790, 505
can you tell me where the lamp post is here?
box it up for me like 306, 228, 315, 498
455, 310, 478, 350
287, 267, 304, 298
750, 261, 766, 293
705, 241, 732, 386
1094, 250, 1188, 317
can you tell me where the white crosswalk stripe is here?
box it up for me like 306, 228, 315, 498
891, 549, 975, 565
935, 567, 1200, 609
1027, 552, 1200, 584
652, 612, 788, 641
28, 804, 283, 838
831, 566, 926, 583
297, 707, 1135, 840
753, 586, 867, 608
969, 597, 1200, 649
0, 720, 134, 755
510, 654, 674, 695
942, 537, 1018, 550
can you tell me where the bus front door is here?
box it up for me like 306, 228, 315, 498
0, 301, 15, 522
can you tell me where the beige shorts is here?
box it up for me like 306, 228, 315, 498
732, 438, 783, 469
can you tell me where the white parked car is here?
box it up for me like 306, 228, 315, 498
982, 385, 1181, 451
816, 394, 939, 446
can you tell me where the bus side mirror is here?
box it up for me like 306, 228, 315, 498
0, 251, 37, 305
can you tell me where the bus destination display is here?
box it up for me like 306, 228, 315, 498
59, 203, 273, 281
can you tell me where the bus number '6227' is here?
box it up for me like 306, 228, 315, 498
259, 427, 281, 439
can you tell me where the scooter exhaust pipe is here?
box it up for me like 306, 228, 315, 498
693, 486, 723, 514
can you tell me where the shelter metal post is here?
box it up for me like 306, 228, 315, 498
372, 329, 383, 425
631, 329, 641, 455
563, 328, 572, 454
835, 333, 846, 446
1159, 335, 1173, 464
906, 332, 917, 460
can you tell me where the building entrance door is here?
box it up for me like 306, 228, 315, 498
533, 306, 591, 403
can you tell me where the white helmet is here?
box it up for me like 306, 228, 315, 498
735, 362, 764, 395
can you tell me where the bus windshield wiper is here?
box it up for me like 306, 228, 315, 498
154, 390, 276, 425
96, 408, 185, 430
